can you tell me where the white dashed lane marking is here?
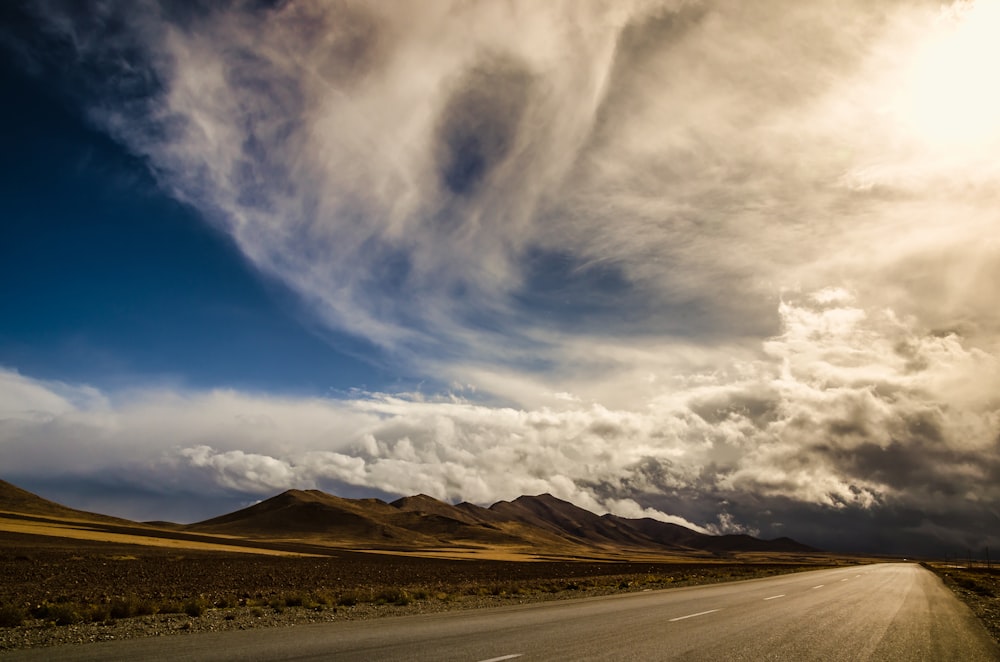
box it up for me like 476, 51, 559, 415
477, 655, 523, 662
669, 609, 720, 622
763, 594, 785, 600
812, 585, 825, 589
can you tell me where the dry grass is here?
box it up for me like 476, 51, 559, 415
0, 515, 317, 557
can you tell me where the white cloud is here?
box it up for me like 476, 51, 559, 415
2, 288, 999, 551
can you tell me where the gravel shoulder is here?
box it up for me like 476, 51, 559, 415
924, 563, 1000, 647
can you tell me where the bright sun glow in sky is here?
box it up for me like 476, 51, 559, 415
2, 0, 1000, 556
898, 1, 1000, 147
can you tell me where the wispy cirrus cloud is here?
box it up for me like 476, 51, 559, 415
24, 0, 998, 373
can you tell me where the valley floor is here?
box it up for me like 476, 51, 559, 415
0, 530, 839, 652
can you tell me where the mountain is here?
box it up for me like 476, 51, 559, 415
190, 490, 582, 550
392, 494, 488, 526
0, 478, 134, 526
189, 489, 440, 544
603, 514, 816, 553
1, 477, 817, 556
489, 494, 681, 550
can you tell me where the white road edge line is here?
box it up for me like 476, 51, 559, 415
763, 594, 785, 600
669, 609, 720, 622
812, 585, 825, 589
477, 655, 523, 662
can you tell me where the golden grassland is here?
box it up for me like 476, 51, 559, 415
0, 513, 318, 557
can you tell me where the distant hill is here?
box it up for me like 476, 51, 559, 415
0, 478, 135, 526
189, 489, 441, 545
602, 513, 816, 553
493, 494, 815, 554
0, 478, 817, 556
489, 494, 683, 550
190, 489, 815, 554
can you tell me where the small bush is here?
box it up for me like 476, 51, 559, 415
374, 588, 411, 606
0, 604, 27, 627
337, 592, 359, 607
46, 604, 84, 626
183, 600, 206, 618
214, 595, 237, 609
86, 603, 112, 623
135, 600, 156, 617
158, 601, 184, 615
250, 607, 264, 618
109, 597, 139, 619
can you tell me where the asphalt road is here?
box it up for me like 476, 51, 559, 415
3, 563, 997, 661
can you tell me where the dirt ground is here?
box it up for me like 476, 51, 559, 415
0, 530, 825, 609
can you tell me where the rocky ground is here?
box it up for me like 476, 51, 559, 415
0, 530, 830, 651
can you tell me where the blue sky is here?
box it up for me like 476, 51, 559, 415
0, 53, 396, 396
3, 0, 1000, 555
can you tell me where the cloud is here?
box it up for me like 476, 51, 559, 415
5, 1, 1000, 553
3, 290, 999, 552
18, 0, 995, 375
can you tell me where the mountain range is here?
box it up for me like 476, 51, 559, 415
0, 479, 815, 558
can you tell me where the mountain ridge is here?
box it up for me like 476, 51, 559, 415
0, 478, 816, 556
186, 488, 816, 555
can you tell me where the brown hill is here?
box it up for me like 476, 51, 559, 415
391, 494, 487, 526
603, 515, 708, 548
188, 489, 440, 545
0, 478, 134, 526
489, 494, 676, 550
603, 514, 817, 553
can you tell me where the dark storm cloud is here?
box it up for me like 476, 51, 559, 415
437, 55, 534, 197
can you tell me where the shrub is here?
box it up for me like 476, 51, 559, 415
214, 595, 238, 609
86, 603, 112, 623
183, 600, 206, 618
158, 601, 184, 615
337, 592, 359, 607
0, 604, 27, 627
109, 597, 138, 619
374, 588, 411, 606
46, 604, 83, 626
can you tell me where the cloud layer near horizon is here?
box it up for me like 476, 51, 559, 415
4, 292, 999, 552
4, 0, 1000, 553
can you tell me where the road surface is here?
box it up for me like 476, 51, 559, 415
2, 563, 996, 661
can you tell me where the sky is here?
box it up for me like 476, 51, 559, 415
1, 0, 999, 556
